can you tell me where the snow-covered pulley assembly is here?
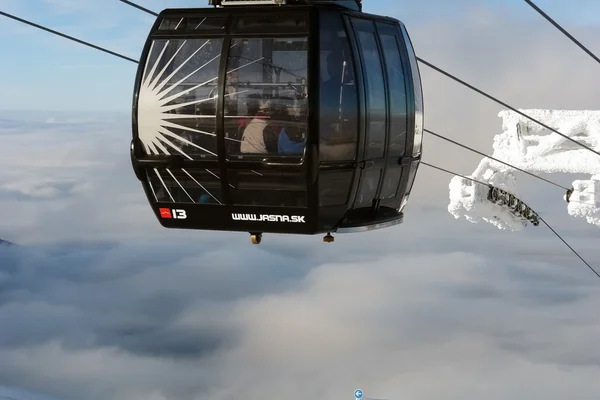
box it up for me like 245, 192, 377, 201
448, 109, 600, 230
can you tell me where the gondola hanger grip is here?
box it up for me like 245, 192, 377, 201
209, 0, 287, 6
398, 156, 419, 166
358, 160, 375, 170
262, 157, 304, 166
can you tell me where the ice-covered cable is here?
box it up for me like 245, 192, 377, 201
446, 158, 530, 231
447, 109, 600, 230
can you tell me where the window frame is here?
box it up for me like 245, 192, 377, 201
317, 11, 361, 165
373, 21, 413, 207
220, 35, 310, 162
375, 23, 409, 159
346, 16, 390, 209
399, 23, 423, 158
350, 18, 389, 163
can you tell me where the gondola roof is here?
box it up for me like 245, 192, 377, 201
207, 0, 362, 12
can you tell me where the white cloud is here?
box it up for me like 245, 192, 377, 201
0, 224, 599, 400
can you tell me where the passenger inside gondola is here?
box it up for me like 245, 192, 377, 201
278, 125, 305, 154
223, 35, 309, 157
239, 98, 305, 155
240, 101, 278, 153
278, 102, 306, 154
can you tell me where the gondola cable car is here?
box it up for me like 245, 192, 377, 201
130, 0, 424, 244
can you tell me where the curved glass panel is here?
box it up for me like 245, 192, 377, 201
377, 27, 408, 157
137, 38, 223, 160
147, 168, 223, 205
158, 16, 227, 32
234, 14, 308, 33
319, 170, 353, 207
319, 13, 358, 162
400, 24, 423, 156
228, 169, 307, 207
353, 19, 386, 160
223, 37, 309, 157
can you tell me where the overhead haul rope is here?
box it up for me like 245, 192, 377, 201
421, 161, 598, 280
0, 10, 138, 63
421, 161, 490, 187
119, 0, 158, 16
416, 58, 600, 159
424, 128, 571, 192
0, 6, 596, 277
523, 0, 600, 66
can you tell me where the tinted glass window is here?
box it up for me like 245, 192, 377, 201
354, 24, 386, 160
319, 13, 358, 162
356, 169, 381, 205
158, 17, 185, 30
147, 168, 223, 205
319, 170, 353, 206
228, 169, 306, 207
378, 27, 408, 157
235, 14, 308, 33
223, 37, 308, 157
138, 38, 223, 159
400, 24, 423, 156
379, 165, 402, 199
158, 16, 227, 31
406, 159, 420, 194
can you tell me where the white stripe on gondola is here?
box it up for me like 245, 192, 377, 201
154, 168, 175, 202
138, 38, 266, 195
159, 119, 215, 136
206, 169, 235, 188
162, 89, 249, 114
149, 40, 188, 90
166, 168, 196, 202
194, 17, 207, 30
155, 44, 214, 95
146, 170, 159, 201
153, 40, 211, 94
157, 126, 218, 156
182, 168, 222, 204
158, 135, 194, 160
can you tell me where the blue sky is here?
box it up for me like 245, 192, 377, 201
1, 0, 600, 112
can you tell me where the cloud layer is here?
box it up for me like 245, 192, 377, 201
1, 214, 599, 400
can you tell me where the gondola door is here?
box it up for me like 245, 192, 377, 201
221, 14, 311, 211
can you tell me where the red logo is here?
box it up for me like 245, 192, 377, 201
159, 208, 172, 218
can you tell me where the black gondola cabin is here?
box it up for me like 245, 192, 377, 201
130, 0, 423, 244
